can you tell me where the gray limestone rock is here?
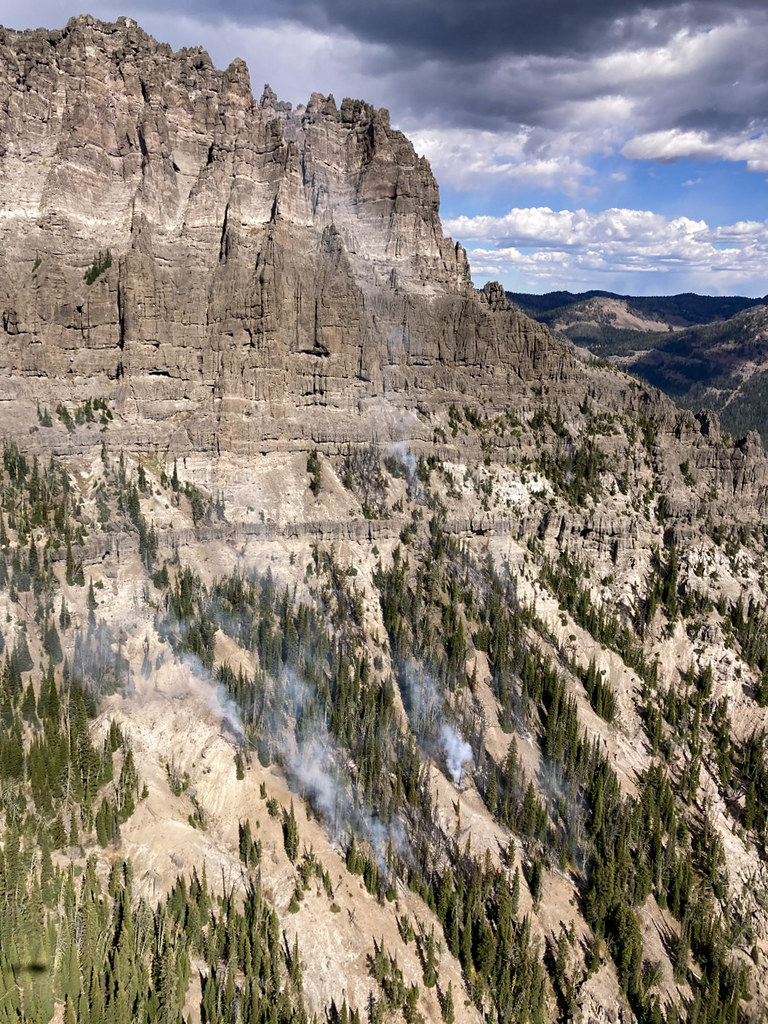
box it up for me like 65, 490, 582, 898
0, 15, 766, 521
0, 16, 567, 435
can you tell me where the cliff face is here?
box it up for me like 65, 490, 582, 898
1, 15, 768, 513
0, 15, 569, 446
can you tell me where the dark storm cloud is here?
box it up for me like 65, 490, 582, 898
9, 2, 768, 135
675, 109, 758, 134
95, 0, 768, 156
5, 0, 768, 195
114, 0, 762, 60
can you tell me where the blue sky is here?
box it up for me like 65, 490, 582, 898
2, 0, 768, 296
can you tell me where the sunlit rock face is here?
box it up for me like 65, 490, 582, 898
1, 14, 767, 519
0, 15, 571, 452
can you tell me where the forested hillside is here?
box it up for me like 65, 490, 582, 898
508, 291, 768, 443
1, 390, 768, 1022
1, 17, 768, 1024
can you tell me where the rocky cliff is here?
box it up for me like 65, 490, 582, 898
2, 15, 768, 516
0, 15, 572, 453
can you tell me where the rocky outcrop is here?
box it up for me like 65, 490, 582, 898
0, 15, 569, 447
1, 14, 768, 522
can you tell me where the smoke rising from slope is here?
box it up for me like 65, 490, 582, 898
141, 583, 413, 870
388, 440, 417, 481
278, 671, 345, 832
271, 669, 408, 869
439, 721, 474, 786
141, 649, 245, 742
401, 661, 474, 785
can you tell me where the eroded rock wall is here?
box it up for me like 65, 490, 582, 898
0, 15, 568, 440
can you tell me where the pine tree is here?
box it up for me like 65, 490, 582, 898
64, 995, 77, 1024
44, 622, 63, 663
441, 981, 455, 1023
21, 680, 38, 725
283, 801, 299, 863
65, 536, 75, 586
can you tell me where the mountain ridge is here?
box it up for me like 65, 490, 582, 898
507, 290, 768, 327
507, 289, 768, 444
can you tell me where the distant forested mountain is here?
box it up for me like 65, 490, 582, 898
509, 289, 768, 443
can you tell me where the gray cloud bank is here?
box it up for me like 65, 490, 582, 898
8, 2, 768, 142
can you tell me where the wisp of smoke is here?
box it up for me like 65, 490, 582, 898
275, 669, 408, 872
440, 722, 474, 786
284, 731, 345, 834
537, 755, 588, 872
401, 661, 474, 786
214, 682, 245, 742
147, 650, 245, 742
400, 660, 441, 734
389, 439, 417, 482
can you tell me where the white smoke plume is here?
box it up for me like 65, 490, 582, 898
401, 661, 474, 786
440, 722, 474, 786
142, 649, 245, 742
213, 681, 245, 742
537, 755, 588, 870
273, 669, 408, 871
388, 439, 417, 482
285, 733, 343, 830
276, 672, 347, 831
143, 606, 408, 870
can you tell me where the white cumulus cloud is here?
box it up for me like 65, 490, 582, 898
444, 206, 768, 294
623, 129, 768, 172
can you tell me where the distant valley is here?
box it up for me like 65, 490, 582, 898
509, 290, 768, 443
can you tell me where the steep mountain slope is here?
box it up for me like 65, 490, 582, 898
508, 291, 768, 442
2, 16, 768, 1024
630, 306, 768, 444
